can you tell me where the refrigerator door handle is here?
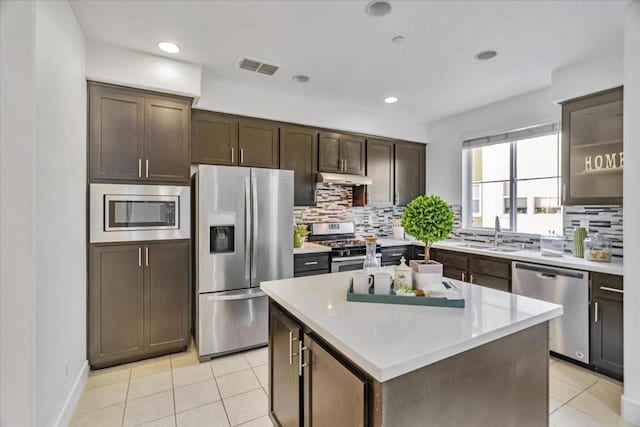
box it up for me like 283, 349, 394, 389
251, 176, 258, 282
245, 177, 251, 280
205, 290, 266, 301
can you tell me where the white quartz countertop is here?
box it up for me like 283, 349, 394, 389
261, 270, 562, 382
293, 242, 332, 255
377, 239, 624, 276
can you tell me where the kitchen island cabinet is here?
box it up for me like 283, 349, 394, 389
262, 270, 561, 426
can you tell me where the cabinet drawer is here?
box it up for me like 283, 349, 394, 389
469, 255, 511, 279
433, 249, 468, 270
381, 246, 412, 264
470, 272, 510, 292
294, 269, 329, 278
443, 266, 467, 282
294, 254, 330, 273
592, 272, 623, 301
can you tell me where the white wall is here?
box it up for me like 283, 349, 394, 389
196, 70, 429, 143
551, 51, 624, 103
0, 2, 38, 425
622, 2, 640, 424
425, 87, 560, 205
0, 1, 88, 426
86, 39, 202, 98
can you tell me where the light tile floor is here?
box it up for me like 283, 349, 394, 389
71, 346, 627, 426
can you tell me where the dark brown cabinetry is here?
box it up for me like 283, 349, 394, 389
430, 248, 511, 292
89, 241, 190, 368
280, 126, 318, 206
381, 245, 413, 267
239, 119, 280, 168
294, 253, 330, 277
89, 82, 191, 184
561, 87, 623, 205
191, 110, 238, 166
366, 139, 394, 206
318, 132, 365, 175
591, 273, 623, 380
269, 304, 367, 427
394, 142, 425, 206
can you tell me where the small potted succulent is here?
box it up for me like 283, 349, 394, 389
401, 194, 454, 287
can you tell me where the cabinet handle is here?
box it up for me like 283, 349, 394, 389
470, 274, 474, 283
145, 159, 149, 178
240, 148, 244, 165
138, 247, 142, 267
395, 192, 400, 204
462, 272, 466, 281
138, 159, 142, 178
391, 253, 403, 257
145, 247, 149, 266
344, 159, 348, 171
231, 148, 234, 163
417, 253, 424, 257
304, 261, 318, 266
599, 286, 623, 294
289, 332, 298, 365
562, 184, 566, 203
594, 301, 599, 323
298, 340, 308, 377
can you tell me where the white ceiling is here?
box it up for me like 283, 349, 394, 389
70, 0, 626, 124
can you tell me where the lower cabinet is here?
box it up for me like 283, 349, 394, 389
430, 248, 511, 292
591, 273, 624, 380
269, 304, 367, 427
89, 240, 190, 368
294, 253, 330, 277
380, 245, 412, 266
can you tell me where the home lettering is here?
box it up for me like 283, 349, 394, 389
585, 152, 624, 171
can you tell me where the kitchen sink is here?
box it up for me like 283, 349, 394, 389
455, 243, 521, 253
486, 247, 521, 253
455, 243, 491, 249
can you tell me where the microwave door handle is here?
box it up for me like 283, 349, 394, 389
245, 177, 251, 281
251, 176, 258, 283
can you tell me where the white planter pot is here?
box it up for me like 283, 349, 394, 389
410, 260, 443, 290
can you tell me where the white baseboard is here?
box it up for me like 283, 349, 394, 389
54, 360, 89, 427
622, 394, 640, 426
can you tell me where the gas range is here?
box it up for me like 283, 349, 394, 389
308, 222, 381, 272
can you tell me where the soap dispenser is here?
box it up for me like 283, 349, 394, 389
394, 256, 413, 291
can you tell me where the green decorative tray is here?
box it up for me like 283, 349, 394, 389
346, 282, 465, 308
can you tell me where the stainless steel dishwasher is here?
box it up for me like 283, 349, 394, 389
512, 261, 589, 363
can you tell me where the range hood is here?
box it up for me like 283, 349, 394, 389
317, 172, 372, 186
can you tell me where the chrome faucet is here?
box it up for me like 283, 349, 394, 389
494, 216, 501, 247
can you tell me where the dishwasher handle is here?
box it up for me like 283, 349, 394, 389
513, 262, 584, 279
536, 272, 557, 280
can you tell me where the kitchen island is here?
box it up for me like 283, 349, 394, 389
261, 270, 562, 427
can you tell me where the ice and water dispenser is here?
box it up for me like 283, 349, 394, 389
210, 225, 234, 253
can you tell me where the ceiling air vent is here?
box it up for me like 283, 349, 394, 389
238, 57, 279, 76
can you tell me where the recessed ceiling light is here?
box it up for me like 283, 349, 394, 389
392, 36, 405, 44
384, 96, 398, 104
366, 1, 392, 17
292, 75, 310, 83
158, 42, 180, 54
475, 50, 497, 61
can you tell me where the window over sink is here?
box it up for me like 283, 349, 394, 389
462, 123, 562, 235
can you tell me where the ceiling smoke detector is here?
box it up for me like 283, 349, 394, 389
238, 57, 279, 76
292, 75, 310, 83
366, 1, 392, 17
475, 50, 498, 61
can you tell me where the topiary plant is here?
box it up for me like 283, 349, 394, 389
401, 194, 454, 263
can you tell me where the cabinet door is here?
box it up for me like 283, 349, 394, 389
238, 119, 280, 168
366, 139, 394, 205
443, 266, 467, 282
89, 83, 145, 181
144, 97, 191, 183
144, 241, 190, 353
191, 110, 238, 165
280, 126, 318, 206
561, 87, 623, 205
591, 282, 624, 380
342, 135, 366, 176
89, 244, 144, 367
303, 333, 366, 427
469, 272, 510, 292
269, 305, 302, 427
395, 142, 425, 205
318, 132, 343, 173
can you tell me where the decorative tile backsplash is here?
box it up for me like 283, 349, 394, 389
295, 185, 623, 258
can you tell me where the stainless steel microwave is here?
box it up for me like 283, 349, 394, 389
90, 183, 190, 243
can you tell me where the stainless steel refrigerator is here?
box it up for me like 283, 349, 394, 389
195, 165, 293, 360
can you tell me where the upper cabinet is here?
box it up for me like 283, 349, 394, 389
366, 138, 394, 206
89, 82, 191, 184
191, 111, 279, 169
280, 125, 318, 206
561, 87, 623, 205
191, 110, 238, 166
318, 131, 365, 175
395, 142, 426, 206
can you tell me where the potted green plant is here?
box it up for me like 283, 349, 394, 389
401, 194, 454, 287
